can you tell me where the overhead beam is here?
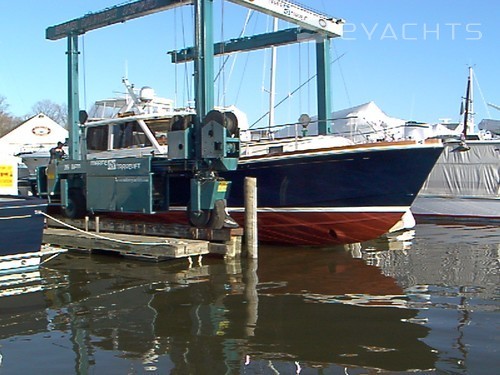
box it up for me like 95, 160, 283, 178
46, 0, 192, 40
169, 27, 319, 63
227, 0, 344, 37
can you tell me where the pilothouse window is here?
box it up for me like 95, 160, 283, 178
112, 121, 152, 149
87, 127, 108, 151
86, 117, 191, 152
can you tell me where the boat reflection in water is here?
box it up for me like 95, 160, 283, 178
0, 238, 441, 374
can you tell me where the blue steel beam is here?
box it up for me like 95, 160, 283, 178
169, 28, 318, 63
67, 35, 81, 160
46, 0, 192, 40
194, 0, 214, 119
316, 37, 331, 136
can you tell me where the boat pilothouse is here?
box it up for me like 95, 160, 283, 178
83, 79, 247, 161
36, 79, 247, 229
83, 79, 195, 160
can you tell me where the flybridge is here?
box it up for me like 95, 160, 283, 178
226, 0, 343, 37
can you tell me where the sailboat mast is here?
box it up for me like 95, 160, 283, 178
268, 17, 278, 135
463, 66, 475, 137
469, 67, 474, 133
463, 67, 471, 138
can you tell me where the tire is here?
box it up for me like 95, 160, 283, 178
65, 189, 87, 219
207, 199, 226, 230
187, 199, 226, 229
203, 110, 224, 126
187, 201, 211, 228
223, 111, 239, 137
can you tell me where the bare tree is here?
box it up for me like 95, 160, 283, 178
0, 95, 20, 136
31, 100, 68, 128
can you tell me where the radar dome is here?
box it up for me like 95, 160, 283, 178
139, 86, 155, 102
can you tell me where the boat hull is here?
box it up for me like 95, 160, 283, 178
0, 196, 47, 257
412, 196, 500, 223
221, 141, 443, 245
94, 141, 444, 246
140, 140, 441, 246
412, 140, 500, 222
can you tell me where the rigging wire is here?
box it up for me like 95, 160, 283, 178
472, 68, 492, 119
181, 6, 192, 106
250, 52, 347, 128
216, 0, 226, 106
332, 41, 351, 108
307, 41, 311, 115
214, 9, 254, 105
233, 12, 259, 105
260, 16, 271, 123
173, 6, 179, 107
298, 42, 302, 112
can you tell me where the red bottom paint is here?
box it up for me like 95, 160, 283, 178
107, 209, 406, 247
231, 211, 405, 246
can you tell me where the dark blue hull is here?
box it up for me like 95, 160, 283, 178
0, 196, 47, 256
227, 141, 442, 209
152, 141, 443, 246
220, 140, 443, 245
114, 140, 444, 246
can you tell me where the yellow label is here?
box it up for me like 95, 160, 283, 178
0, 165, 14, 187
217, 181, 228, 193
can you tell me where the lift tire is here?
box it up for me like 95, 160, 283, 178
207, 199, 226, 230
187, 200, 211, 228
202, 110, 224, 127
65, 189, 87, 219
223, 111, 239, 137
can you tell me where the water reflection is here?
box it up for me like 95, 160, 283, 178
356, 224, 499, 374
1, 223, 497, 374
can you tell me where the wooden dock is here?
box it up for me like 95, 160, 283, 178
43, 215, 243, 261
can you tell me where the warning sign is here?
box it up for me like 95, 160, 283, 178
0, 165, 14, 187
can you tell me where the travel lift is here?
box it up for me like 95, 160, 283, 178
43, 0, 344, 228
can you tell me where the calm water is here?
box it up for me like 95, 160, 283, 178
0, 223, 498, 374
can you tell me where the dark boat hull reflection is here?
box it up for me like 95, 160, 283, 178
0, 247, 438, 373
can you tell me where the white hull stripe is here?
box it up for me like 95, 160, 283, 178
0, 203, 47, 211
229, 206, 410, 213
0, 214, 35, 220
168, 206, 409, 213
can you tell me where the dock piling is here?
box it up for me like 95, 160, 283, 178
244, 177, 258, 258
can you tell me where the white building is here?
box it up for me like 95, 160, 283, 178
0, 113, 68, 156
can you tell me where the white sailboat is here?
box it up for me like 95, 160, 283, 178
411, 67, 500, 222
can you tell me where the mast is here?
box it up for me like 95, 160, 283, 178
268, 17, 278, 136
469, 66, 474, 133
462, 66, 474, 137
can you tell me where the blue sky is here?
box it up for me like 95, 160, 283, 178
0, 0, 498, 128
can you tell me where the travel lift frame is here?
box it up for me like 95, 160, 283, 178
43, 0, 344, 228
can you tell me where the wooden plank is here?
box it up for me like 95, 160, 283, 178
46, 216, 243, 242
43, 228, 209, 261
